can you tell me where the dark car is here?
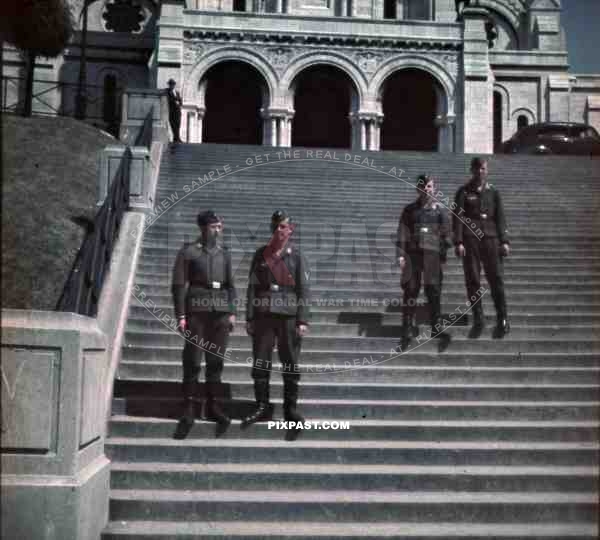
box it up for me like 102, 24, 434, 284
502, 122, 600, 155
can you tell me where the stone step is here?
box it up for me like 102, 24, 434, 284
109, 461, 599, 492
105, 437, 600, 467
124, 319, 596, 340
116, 360, 600, 384
108, 416, 600, 443
101, 519, 599, 539
127, 305, 600, 324
137, 254, 600, 271
119, 348, 600, 367
113, 379, 600, 401
144, 221, 600, 239
138, 243, 600, 259
142, 233, 600, 252
106, 488, 597, 523
110, 396, 600, 422
129, 291, 599, 309
122, 330, 599, 352
135, 267, 600, 290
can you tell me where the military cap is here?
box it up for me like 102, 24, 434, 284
416, 174, 432, 190
197, 210, 220, 227
271, 210, 290, 231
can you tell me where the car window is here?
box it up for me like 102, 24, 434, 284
537, 126, 570, 137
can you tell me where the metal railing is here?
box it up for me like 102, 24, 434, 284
55, 109, 154, 316
1, 75, 123, 136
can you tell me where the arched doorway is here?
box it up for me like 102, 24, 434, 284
202, 61, 266, 144
291, 65, 356, 148
380, 68, 441, 151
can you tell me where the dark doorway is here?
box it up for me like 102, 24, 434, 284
292, 65, 353, 148
380, 68, 439, 151
517, 114, 528, 131
493, 91, 502, 152
203, 61, 265, 144
384, 0, 396, 19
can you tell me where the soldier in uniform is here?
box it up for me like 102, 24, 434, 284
241, 210, 310, 441
396, 175, 451, 350
453, 157, 510, 338
166, 79, 182, 143
171, 210, 236, 438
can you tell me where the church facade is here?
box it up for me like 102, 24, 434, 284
3, 0, 600, 153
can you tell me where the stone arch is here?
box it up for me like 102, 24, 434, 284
493, 82, 510, 121
183, 47, 277, 107
280, 52, 367, 108
474, 0, 523, 33
511, 106, 536, 132
485, 7, 520, 50
369, 55, 456, 117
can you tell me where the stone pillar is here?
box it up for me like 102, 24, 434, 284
197, 107, 205, 143
181, 104, 196, 143
261, 109, 294, 147
350, 112, 382, 151
436, 114, 456, 153
461, 7, 493, 154
119, 88, 169, 146
547, 75, 570, 122
368, 120, 376, 151
284, 115, 294, 147
275, 0, 282, 12
1, 311, 110, 540
155, 0, 185, 91
374, 116, 383, 151
396, 0, 405, 19
586, 96, 600, 133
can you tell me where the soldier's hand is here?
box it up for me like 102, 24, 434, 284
455, 244, 466, 257
177, 317, 187, 333
246, 321, 254, 336
296, 324, 309, 337
500, 243, 510, 257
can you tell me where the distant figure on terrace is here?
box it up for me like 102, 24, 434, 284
166, 78, 183, 143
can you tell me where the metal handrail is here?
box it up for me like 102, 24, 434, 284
55, 108, 155, 316
2, 75, 123, 124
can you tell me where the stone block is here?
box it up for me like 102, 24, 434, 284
79, 351, 105, 448
1, 348, 59, 452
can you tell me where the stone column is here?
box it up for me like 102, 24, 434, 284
196, 108, 205, 143
461, 7, 493, 154
181, 104, 197, 143
436, 114, 456, 153
275, 0, 282, 12
284, 114, 294, 147
367, 120, 376, 151
586, 96, 600, 133
374, 115, 383, 151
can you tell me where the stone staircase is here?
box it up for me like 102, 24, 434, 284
102, 144, 600, 539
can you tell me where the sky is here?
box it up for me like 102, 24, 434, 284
561, 0, 600, 73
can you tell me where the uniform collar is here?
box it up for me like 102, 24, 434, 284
467, 179, 488, 193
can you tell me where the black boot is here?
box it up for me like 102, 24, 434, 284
206, 382, 231, 437
431, 318, 451, 352
400, 318, 412, 351
469, 305, 485, 339
173, 384, 196, 440
283, 380, 305, 442
240, 380, 271, 429
494, 313, 510, 339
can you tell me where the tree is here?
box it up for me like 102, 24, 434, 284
1, 0, 74, 117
